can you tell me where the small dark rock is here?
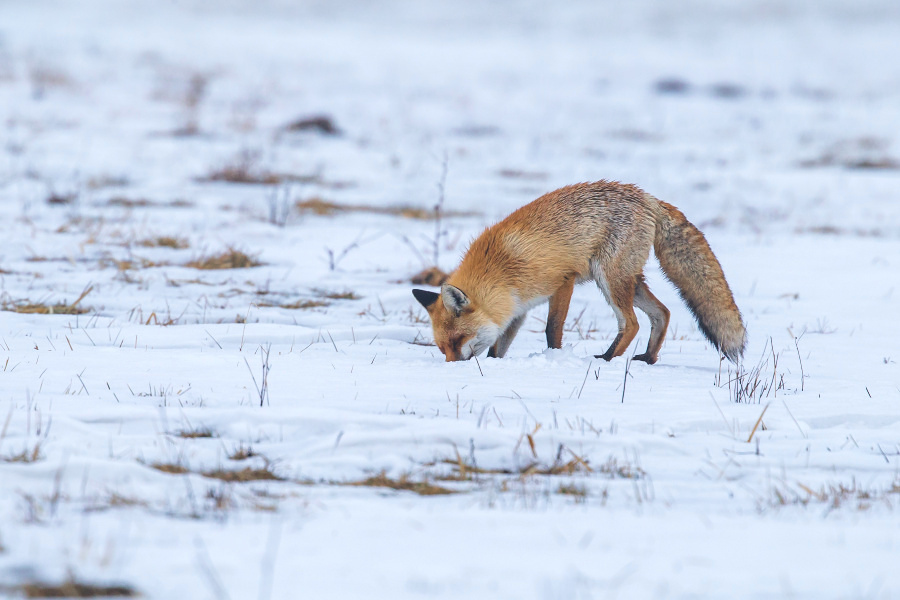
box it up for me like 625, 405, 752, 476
284, 115, 341, 136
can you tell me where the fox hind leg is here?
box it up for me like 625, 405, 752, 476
488, 314, 525, 358
632, 276, 670, 364
594, 273, 640, 361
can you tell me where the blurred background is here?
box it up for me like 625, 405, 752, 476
2, 0, 899, 239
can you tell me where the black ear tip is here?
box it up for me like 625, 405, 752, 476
412, 288, 440, 308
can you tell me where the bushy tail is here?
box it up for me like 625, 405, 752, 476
654, 201, 746, 362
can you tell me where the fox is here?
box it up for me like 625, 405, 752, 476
412, 181, 746, 364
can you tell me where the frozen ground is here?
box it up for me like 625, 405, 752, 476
1, 0, 899, 598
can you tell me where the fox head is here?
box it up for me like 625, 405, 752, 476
413, 285, 500, 362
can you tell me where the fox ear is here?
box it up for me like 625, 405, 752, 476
412, 288, 440, 309
441, 284, 469, 317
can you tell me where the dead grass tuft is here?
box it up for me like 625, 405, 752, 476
84, 493, 148, 513
257, 299, 329, 310
296, 197, 479, 220
314, 289, 361, 300
410, 266, 450, 286
796, 226, 884, 238
228, 444, 257, 461
186, 249, 262, 270
174, 427, 215, 439
347, 472, 455, 496
149, 462, 190, 475
1, 286, 93, 316
1, 446, 43, 463
202, 466, 282, 483
597, 456, 645, 479
107, 197, 194, 209
769, 477, 900, 511
106, 197, 153, 208
200, 150, 318, 186
138, 236, 189, 249
86, 175, 130, 190
557, 483, 588, 500
20, 579, 137, 598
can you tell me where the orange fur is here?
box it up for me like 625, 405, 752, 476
414, 181, 745, 363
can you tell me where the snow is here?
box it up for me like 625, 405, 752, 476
1, 0, 900, 598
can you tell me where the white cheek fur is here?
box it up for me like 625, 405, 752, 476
461, 324, 501, 359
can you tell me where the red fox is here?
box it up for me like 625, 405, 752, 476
413, 181, 746, 363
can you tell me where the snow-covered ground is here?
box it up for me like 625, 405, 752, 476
1, 0, 899, 597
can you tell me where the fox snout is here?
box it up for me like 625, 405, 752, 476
412, 286, 499, 362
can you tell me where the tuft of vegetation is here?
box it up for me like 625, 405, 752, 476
410, 266, 450, 286
174, 427, 215, 439
202, 465, 282, 483
557, 483, 588, 500
1, 286, 93, 316
19, 579, 138, 598
149, 462, 190, 475
185, 249, 262, 270
1, 446, 43, 464
227, 444, 257, 461
314, 289, 361, 300
199, 150, 318, 186
346, 472, 456, 496
85, 175, 130, 190
84, 493, 148, 513
296, 197, 478, 220
138, 236, 189, 249
440, 450, 595, 480
107, 197, 194, 208
769, 477, 900, 512
256, 299, 329, 310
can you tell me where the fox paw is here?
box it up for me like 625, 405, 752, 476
632, 353, 658, 365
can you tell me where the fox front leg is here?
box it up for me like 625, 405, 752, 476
488, 315, 525, 358
546, 277, 575, 349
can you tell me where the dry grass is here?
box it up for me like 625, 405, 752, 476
1, 446, 43, 463
228, 444, 257, 461
85, 175, 130, 190
84, 493, 149, 513
497, 168, 548, 180
174, 427, 215, 439
769, 477, 900, 511
199, 150, 318, 186
101, 256, 171, 271
346, 472, 455, 496
185, 249, 262, 270
149, 462, 190, 475
296, 197, 479, 220
138, 236, 189, 249
20, 579, 137, 598
202, 466, 282, 482
796, 226, 884, 238
439, 448, 642, 483
314, 289, 361, 300
440, 454, 594, 480
107, 197, 194, 209
557, 483, 588, 500
1, 286, 93, 316
410, 266, 450, 286
257, 299, 329, 310
597, 456, 646, 479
